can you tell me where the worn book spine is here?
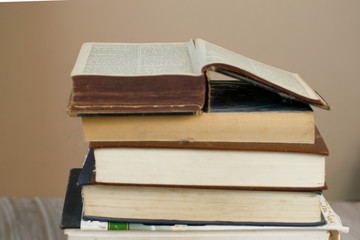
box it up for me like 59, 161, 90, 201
68, 75, 207, 116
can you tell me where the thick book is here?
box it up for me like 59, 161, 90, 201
89, 125, 327, 151
83, 128, 328, 189
80, 183, 324, 226
82, 80, 316, 144
67, 39, 330, 116
65, 228, 341, 240
73, 197, 348, 239
61, 171, 348, 240
67, 198, 348, 240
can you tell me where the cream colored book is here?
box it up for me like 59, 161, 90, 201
90, 146, 327, 189
67, 196, 348, 240
64, 170, 347, 240
81, 128, 328, 190
81, 184, 323, 225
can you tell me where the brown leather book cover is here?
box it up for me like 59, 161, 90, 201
68, 75, 207, 116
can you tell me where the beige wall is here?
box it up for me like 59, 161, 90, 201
0, 0, 359, 201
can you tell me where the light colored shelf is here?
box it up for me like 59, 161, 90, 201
331, 201, 360, 240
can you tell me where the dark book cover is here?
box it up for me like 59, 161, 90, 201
77, 149, 95, 186
83, 214, 326, 228
210, 67, 330, 110
208, 80, 313, 113
60, 169, 83, 229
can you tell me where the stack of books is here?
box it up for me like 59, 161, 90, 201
60, 39, 348, 240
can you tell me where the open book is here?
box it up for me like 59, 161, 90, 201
68, 39, 330, 115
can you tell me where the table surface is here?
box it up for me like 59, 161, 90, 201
0, 197, 358, 240
331, 201, 360, 240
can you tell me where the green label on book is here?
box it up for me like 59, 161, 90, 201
108, 222, 129, 230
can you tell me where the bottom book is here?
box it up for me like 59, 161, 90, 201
61, 169, 348, 240
64, 229, 342, 240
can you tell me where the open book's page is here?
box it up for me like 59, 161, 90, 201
71, 41, 200, 76
195, 39, 319, 101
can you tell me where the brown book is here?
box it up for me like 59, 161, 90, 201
82, 111, 315, 144
89, 126, 327, 153
83, 128, 328, 190
67, 39, 330, 116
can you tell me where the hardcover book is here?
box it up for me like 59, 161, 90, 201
65, 227, 344, 240
67, 39, 330, 116
81, 184, 324, 226
83, 127, 328, 189
61, 170, 348, 240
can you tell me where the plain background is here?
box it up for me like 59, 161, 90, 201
0, 0, 359, 201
